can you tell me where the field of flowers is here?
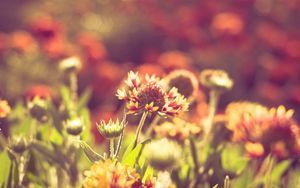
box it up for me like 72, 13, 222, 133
0, 0, 300, 188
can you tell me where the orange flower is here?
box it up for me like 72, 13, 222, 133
25, 85, 53, 101
10, 31, 37, 53
211, 12, 244, 35
226, 102, 300, 159
117, 71, 189, 116
0, 100, 11, 118
157, 51, 192, 71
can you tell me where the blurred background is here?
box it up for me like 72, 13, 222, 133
1, 0, 300, 123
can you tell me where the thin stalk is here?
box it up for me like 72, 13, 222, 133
69, 72, 78, 103
145, 115, 160, 138
114, 111, 127, 158
264, 155, 276, 188
133, 111, 148, 149
189, 137, 200, 188
109, 139, 115, 159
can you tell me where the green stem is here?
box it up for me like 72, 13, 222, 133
189, 137, 200, 188
70, 72, 78, 103
109, 139, 115, 159
133, 111, 148, 149
203, 90, 220, 144
264, 155, 276, 188
145, 115, 160, 138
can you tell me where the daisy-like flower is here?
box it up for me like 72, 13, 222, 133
83, 160, 155, 188
117, 71, 189, 116
226, 102, 300, 159
0, 99, 11, 118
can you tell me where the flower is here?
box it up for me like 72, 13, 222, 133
83, 160, 154, 188
226, 102, 300, 159
0, 100, 11, 118
165, 69, 199, 101
117, 71, 189, 116
25, 85, 53, 101
97, 119, 126, 139
154, 117, 202, 142
144, 138, 182, 170
200, 69, 233, 92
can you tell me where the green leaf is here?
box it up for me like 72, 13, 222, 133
221, 144, 249, 174
60, 86, 73, 114
286, 168, 300, 188
122, 143, 143, 167
0, 151, 12, 188
77, 88, 92, 112
142, 165, 154, 183
79, 141, 104, 162
271, 159, 291, 185
231, 163, 256, 188
80, 108, 92, 143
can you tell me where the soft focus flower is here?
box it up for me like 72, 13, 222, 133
30, 16, 63, 40
117, 71, 189, 116
96, 119, 125, 139
245, 142, 264, 159
0, 100, 11, 118
154, 117, 201, 142
25, 85, 53, 101
165, 69, 199, 101
10, 31, 37, 53
144, 138, 182, 171
226, 102, 300, 159
211, 12, 244, 35
200, 69, 233, 92
157, 51, 192, 71
83, 160, 153, 188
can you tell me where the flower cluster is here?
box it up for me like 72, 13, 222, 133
154, 117, 202, 142
226, 102, 300, 159
83, 160, 155, 188
117, 71, 189, 116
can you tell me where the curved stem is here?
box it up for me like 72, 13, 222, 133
133, 111, 148, 149
109, 139, 115, 159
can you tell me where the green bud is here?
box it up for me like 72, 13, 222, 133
28, 97, 49, 123
65, 118, 84, 135
97, 119, 125, 139
9, 136, 28, 153
144, 138, 182, 171
59, 56, 82, 73
200, 69, 233, 92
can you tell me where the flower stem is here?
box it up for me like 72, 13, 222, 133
204, 90, 220, 142
189, 137, 200, 188
264, 155, 276, 188
145, 115, 160, 138
109, 139, 115, 159
133, 111, 148, 149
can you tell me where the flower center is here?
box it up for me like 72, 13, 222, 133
137, 83, 166, 110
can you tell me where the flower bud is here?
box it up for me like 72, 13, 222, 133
97, 119, 125, 139
200, 69, 233, 92
59, 56, 82, 73
28, 97, 49, 123
65, 118, 84, 136
144, 138, 182, 170
9, 136, 28, 153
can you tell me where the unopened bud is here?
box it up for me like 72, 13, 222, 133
200, 69, 233, 92
9, 136, 28, 153
97, 119, 125, 139
144, 138, 182, 170
65, 118, 84, 135
59, 56, 82, 73
28, 97, 49, 123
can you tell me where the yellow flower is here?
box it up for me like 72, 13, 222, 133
83, 160, 152, 188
